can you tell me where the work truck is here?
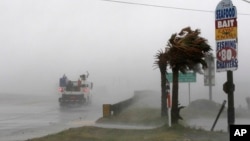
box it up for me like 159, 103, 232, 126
58, 73, 93, 107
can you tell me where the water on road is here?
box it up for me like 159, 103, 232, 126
0, 94, 102, 141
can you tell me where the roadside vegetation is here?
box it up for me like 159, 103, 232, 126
28, 99, 229, 141
27, 124, 228, 141
154, 26, 212, 124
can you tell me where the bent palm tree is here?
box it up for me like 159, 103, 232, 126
166, 27, 212, 124
154, 49, 169, 117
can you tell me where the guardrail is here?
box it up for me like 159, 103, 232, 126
102, 97, 134, 117
102, 90, 156, 117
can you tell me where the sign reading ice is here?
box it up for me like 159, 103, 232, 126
215, 0, 238, 72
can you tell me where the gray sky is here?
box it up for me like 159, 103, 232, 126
0, 0, 250, 106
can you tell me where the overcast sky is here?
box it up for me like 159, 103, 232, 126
0, 0, 250, 106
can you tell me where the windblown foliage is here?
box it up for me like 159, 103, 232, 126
155, 26, 212, 124
166, 27, 212, 73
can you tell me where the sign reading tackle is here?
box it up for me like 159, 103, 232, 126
215, 0, 238, 72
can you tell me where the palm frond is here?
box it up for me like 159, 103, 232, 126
166, 26, 212, 71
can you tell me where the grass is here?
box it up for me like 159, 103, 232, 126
27, 106, 229, 141
27, 124, 228, 141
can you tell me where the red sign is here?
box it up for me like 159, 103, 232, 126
217, 47, 237, 62
215, 18, 237, 29
167, 93, 171, 108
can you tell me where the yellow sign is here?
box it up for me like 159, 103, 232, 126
215, 27, 237, 40
103, 104, 111, 117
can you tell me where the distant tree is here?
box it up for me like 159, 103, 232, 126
167, 27, 212, 124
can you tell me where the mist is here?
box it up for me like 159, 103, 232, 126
0, 0, 250, 109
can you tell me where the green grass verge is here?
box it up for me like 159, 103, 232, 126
27, 125, 228, 141
27, 106, 228, 141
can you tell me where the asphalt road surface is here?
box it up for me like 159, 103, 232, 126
0, 93, 103, 141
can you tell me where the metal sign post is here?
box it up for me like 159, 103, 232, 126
167, 92, 171, 127
166, 81, 171, 127
204, 53, 215, 101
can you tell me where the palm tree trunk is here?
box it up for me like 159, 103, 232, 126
171, 67, 179, 124
160, 67, 167, 117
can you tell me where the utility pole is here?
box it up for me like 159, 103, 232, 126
224, 71, 235, 126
